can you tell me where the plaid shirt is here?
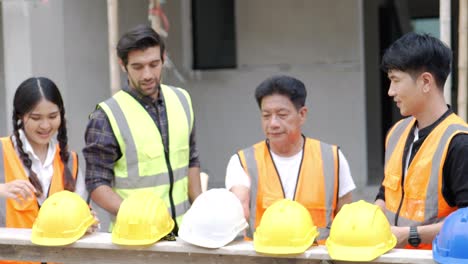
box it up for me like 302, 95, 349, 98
83, 84, 200, 193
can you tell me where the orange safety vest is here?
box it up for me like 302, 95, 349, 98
238, 138, 339, 243
383, 114, 468, 249
0, 137, 78, 264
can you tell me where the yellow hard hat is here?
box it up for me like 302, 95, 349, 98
254, 199, 319, 255
31, 191, 95, 246
112, 191, 174, 246
326, 200, 397, 261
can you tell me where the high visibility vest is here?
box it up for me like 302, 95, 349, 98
0, 137, 78, 264
238, 138, 339, 243
99, 84, 193, 227
383, 113, 468, 249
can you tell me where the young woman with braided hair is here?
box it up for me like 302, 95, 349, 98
0, 77, 98, 233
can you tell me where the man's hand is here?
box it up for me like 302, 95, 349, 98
391, 226, 410, 248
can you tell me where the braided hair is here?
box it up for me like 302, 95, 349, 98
12, 77, 76, 197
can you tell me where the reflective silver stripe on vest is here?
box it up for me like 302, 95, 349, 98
175, 199, 191, 217
114, 166, 188, 189
385, 117, 414, 165
424, 124, 468, 224
104, 97, 140, 180
242, 146, 257, 239
167, 85, 192, 133
244, 142, 336, 240
319, 142, 336, 241
390, 124, 468, 226
318, 227, 330, 241
0, 142, 5, 227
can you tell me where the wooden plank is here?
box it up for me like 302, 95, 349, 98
0, 228, 436, 264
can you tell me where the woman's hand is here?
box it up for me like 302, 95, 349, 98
0, 180, 36, 203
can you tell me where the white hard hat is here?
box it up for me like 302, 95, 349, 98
178, 188, 248, 248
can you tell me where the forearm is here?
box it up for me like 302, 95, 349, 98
188, 166, 201, 203
90, 185, 123, 216
336, 191, 352, 214
418, 222, 443, 244
391, 222, 444, 247
229, 185, 250, 219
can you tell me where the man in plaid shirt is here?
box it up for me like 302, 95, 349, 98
83, 24, 201, 232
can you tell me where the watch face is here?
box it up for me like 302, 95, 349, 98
408, 237, 421, 247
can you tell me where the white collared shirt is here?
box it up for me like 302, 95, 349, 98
14, 130, 87, 205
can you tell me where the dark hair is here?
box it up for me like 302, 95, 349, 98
381, 32, 452, 89
117, 24, 165, 66
12, 77, 75, 197
255, 75, 307, 110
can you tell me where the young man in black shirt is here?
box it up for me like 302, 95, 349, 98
374, 32, 468, 249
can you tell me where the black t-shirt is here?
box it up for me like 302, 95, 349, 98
376, 109, 468, 207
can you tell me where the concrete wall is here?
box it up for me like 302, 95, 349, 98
1, 1, 67, 137
364, 0, 385, 185
61, 0, 110, 153
0, 4, 5, 137
29, 0, 66, 97
163, 0, 368, 189
0, 0, 150, 151
1, 1, 33, 135
61, 0, 150, 153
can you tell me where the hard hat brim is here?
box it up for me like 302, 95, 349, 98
112, 220, 175, 246
253, 230, 319, 255
178, 221, 248, 249
31, 215, 96, 246
254, 244, 314, 255
325, 235, 397, 262
112, 237, 165, 246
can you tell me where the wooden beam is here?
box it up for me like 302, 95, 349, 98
107, 0, 120, 95
440, 0, 452, 104
459, 0, 468, 120
0, 228, 436, 264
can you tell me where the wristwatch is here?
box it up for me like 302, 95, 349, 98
408, 226, 421, 247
